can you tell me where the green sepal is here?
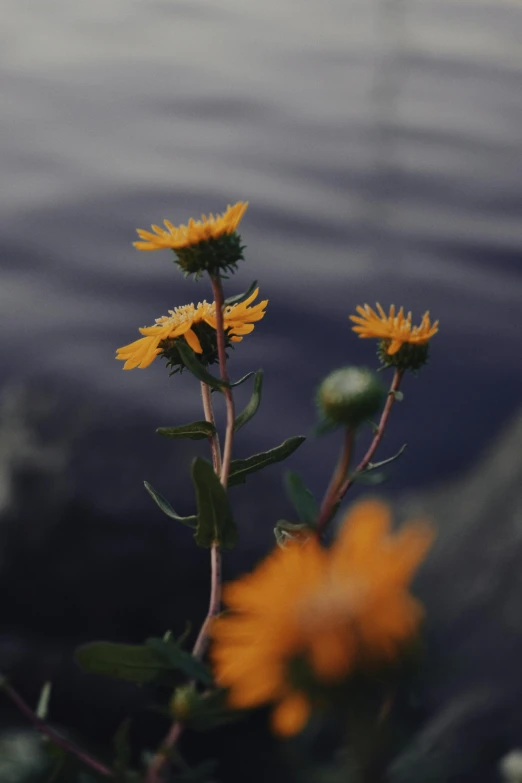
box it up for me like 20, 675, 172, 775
145, 637, 213, 687
191, 457, 238, 549
224, 280, 258, 307
274, 519, 311, 547
228, 436, 306, 487
75, 642, 182, 687
284, 471, 319, 527
144, 482, 197, 529
234, 370, 263, 432
172, 685, 244, 731
176, 340, 229, 391
156, 421, 217, 441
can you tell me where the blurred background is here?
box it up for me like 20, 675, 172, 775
0, 0, 521, 780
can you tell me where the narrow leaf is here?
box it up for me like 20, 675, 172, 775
156, 421, 217, 441
75, 642, 180, 686
191, 457, 237, 549
228, 436, 306, 487
366, 443, 407, 471
284, 471, 319, 526
144, 482, 197, 529
35, 681, 52, 720
145, 637, 213, 687
176, 341, 228, 390
234, 370, 263, 432
229, 371, 256, 389
224, 280, 258, 307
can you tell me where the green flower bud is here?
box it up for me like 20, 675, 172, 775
317, 367, 385, 428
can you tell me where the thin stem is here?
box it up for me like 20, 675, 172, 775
201, 381, 222, 475
316, 428, 355, 536
209, 275, 235, 488
192, 543, 222, 659
1, 680, 113, 778
338, 368, 404, 497
315, 369, 404, 537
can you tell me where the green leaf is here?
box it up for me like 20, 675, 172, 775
113, 718, 131, 781
365, 442, 407, 470
228, 436, 306, 487
284, 471, 318, 526
35, 681, 52, 720
274, 519, 311, 547
224, 280, 258, 307
145, 637, 213, 687
191, 457, 237, 549
176, 340, 228, 390
229, 370, 256, 389
174, 687, 244, 732
234, 370, 263, 432
75, 642, 181, 687
144, 481, 197, 529
156, 421, 217, 441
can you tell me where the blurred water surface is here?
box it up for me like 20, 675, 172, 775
1, 0, 521, 492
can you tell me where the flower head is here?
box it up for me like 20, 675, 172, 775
210, 500, 433, 736
116, 287, 267, 371
350, 304, 439, 371
134, 202, 248, 278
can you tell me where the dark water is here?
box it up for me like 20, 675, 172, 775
2, 0, 521, 495
1, 2, 522, 779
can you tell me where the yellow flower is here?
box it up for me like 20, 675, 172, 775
350, 304, 439, 356
134, 202, 248, 251
210, 500, 433, 737
116, 288, 267, 370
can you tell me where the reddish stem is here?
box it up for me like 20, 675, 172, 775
1, 680, 113, 777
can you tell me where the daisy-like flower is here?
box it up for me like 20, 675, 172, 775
134, 202, 248, 278
116, 287, 267, 371
350, 303, 439, 371
210, 500, 433, 737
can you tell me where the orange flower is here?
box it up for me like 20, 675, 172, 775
134, 202, 248, 252
350, 303, 438, 355
116, 288, 267, 370
210, 500, 433, 736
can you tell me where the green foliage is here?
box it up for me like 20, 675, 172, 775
228, 435, 306, 486
171, 686, 243, 731
284, 471, 318, 526
75, 642, 178, 686
156, 421, 217, 440
176, 340, 229, 390
191, 458, 238, 549
143, 482, 197, 529
145, 637, 213, 687
234, 369, 263, 432
224, 280, 258, 307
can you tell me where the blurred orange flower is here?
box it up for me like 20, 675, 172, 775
210, 499, 433, 736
